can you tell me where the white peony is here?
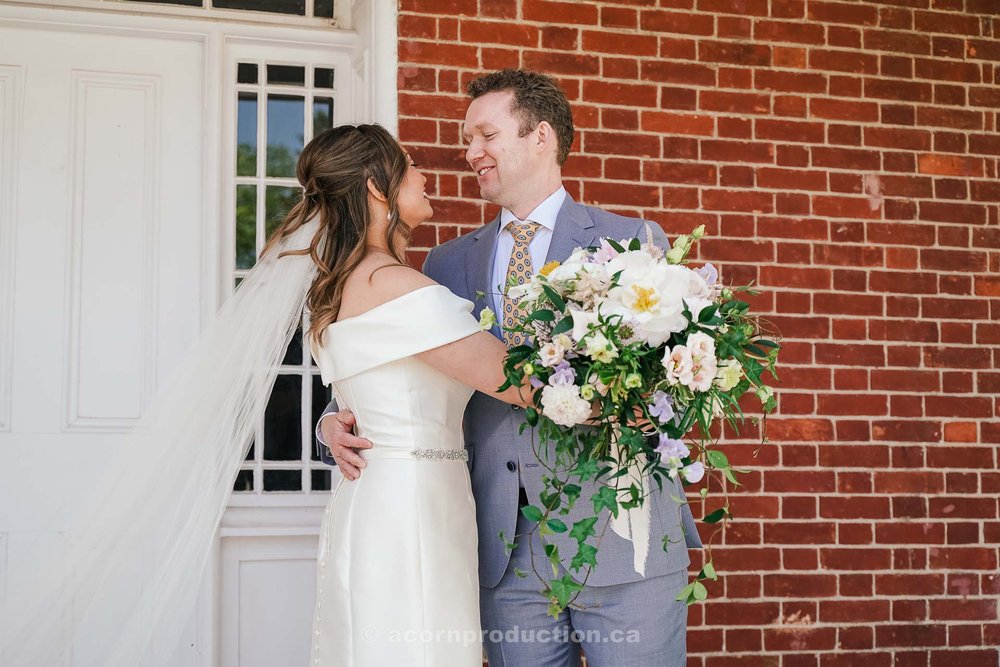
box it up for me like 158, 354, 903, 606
540, 384, 592, 427
601, 253, 696, 346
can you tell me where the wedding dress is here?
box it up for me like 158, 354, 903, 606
308, 284, 484, 666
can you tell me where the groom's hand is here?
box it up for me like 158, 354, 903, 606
321, 410, 371, 481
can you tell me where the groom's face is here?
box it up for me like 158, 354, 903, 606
463, 91, 539, 210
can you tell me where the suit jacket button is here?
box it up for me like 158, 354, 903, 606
506, 461, 516, 472
511, 405, 522, 412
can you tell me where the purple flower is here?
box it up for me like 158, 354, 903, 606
681, 461, 705, 484
696, 262, 718, 287
549, 361, 577, 387
656, 435, 689, 460
529, 375, 545, 389
648, 391, 675, 424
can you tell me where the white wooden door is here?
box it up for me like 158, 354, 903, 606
0, 18, 207, 666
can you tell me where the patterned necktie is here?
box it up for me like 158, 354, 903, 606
502, 221, 541, 347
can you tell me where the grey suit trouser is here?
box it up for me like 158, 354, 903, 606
480, 511, 688, 667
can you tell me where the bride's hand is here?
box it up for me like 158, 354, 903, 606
320, 410, 372, 481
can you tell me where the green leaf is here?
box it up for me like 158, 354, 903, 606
703, 508, 728, 524
693, 581, 708, 601
542, 284, 566, 311
706, 450, 730, 469
592, 486, 619, 517
628, 237, 641, 251
551, 316, 574, 336
525, 408, 539, 427
550, 575, 583, 610
546, 518, 568, 533
606, 238, 626, 253
569, 516, 598, 543
529, 309, 556, 322
521, 505, 543, 522
570, 543, 598, 571
700, 561, 718, 581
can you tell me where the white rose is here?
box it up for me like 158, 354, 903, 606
690, 358, 717, 392
538, 342, 565, 368
687, 332, 716, 361
541, 384, 592, 427
663, 344, 694, 387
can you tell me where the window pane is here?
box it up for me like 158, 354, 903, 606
314, 68, 335, 89
235, 185, 257, 270
213, 0, 304, 15
245, 440, 255, 461
263, 374, 301, 461
313, 97, 333, 137
311, 469, 331, 491
265, 186, 299, 238
268, 64, 305, 86
311, 375, 331, 462
266, 95, 304, 177
283, 324, 303, 366
127, 0, 202, 6
236, 92, 257, 177
237, 63, 258, 85
233, 469, 254, 492
263, 470, 302, 491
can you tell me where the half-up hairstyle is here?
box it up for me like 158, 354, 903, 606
262, 124, 411, 343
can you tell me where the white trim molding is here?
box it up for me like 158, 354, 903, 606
0, 66, 22, 433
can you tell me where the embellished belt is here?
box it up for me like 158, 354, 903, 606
361, 447, 468, 462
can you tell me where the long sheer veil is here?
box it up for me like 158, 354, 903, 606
0, 219, 321, 665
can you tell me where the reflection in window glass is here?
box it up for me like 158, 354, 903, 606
314, 0, 333, 18
311, 375, 331, 461
266, 95, 304, 177
235, 185, 257, 270
263, 470, 302, 492
237, 92, 257, 177
265, 186, 299, 238
264, 375, 302, 461
313, 97, 334, 137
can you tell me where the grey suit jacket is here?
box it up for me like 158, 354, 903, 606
317, 196, 702, 587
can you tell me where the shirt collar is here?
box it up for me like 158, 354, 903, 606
497, 186, 567, 236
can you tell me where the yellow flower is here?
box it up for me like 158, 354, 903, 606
539, 260, 561, 277
630, 285, 660, 313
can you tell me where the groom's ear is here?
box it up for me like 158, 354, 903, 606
535, 121, 557, 159
366, 178, 387, 203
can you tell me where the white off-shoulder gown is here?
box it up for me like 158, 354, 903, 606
308, 285, 484, 666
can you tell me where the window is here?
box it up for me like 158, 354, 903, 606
124, 0, 335, 18
231, 60, 336, 495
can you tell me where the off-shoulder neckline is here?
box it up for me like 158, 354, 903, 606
327, 284, 446, 328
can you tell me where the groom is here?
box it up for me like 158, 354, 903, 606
318, 69, 700, 665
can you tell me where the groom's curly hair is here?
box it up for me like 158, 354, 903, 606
467, 69, 575, 165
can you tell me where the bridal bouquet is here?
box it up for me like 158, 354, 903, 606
496, 225, 779, 614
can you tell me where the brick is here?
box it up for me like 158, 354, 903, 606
523, 0, 598, 25
642, 61, 716, 86
755, 19, 825, 45
640, 112, 714, 135
699, 41, 771, 66
398, 41, 479, 68
522, 51, 600, 76
640, 10, 715, 36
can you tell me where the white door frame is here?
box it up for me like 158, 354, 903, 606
0, 2, 398, 663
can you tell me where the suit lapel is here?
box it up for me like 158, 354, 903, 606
545, 195, 599, 263
465, 215, 502, 337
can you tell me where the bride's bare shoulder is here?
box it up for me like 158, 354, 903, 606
339, 254, 437, 317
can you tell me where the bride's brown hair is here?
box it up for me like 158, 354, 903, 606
263, 124, 411, 342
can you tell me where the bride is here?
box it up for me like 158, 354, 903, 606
0, 123, 529, 667
287, 124, 531, 664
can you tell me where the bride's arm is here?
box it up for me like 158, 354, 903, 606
417, 332, 534, 407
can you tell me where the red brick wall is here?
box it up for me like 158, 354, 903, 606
397, 0, 1000, 663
